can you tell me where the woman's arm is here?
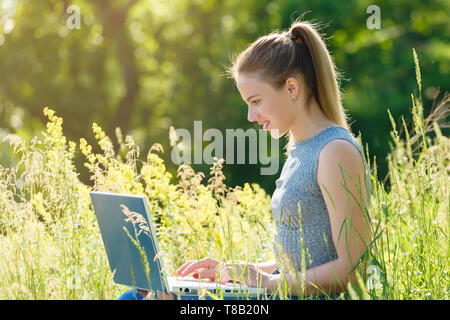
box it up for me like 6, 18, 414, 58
221, 259, 278, 275
266, 140, 372, 296
266, 257, 350, 296
253, 259, 278, 274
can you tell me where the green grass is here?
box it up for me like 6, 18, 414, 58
0, 51, 448, 299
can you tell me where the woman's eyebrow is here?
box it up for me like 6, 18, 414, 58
246, 94, 259, 102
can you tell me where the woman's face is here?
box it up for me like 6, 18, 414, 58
236, 72, 298, 139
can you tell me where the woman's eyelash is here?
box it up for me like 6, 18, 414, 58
252, 100, 260, 105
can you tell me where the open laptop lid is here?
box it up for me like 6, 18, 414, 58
90, 191, 167, 292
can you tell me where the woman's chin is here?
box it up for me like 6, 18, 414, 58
269, 128, 286, 139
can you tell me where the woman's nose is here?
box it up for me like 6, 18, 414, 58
247, 107, 258, 123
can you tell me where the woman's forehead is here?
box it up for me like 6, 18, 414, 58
237, 72, 261, 85
236, 73, 269, 94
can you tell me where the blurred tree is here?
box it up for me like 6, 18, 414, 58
0, 0, 448, 194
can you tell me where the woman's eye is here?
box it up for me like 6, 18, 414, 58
252, 100, 260, 106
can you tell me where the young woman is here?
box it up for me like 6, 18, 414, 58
118, 17, 372, 300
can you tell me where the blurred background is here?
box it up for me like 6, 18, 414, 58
0, 0, 448, 195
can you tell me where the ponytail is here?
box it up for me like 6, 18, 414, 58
287, 20, 350, 154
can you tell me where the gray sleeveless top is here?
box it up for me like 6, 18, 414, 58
271, 125, 371, 272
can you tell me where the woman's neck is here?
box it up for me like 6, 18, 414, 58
289, 97, 335, 143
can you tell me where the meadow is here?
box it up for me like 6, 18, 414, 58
0, 55, 448, 300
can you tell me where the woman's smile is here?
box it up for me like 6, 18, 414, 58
259, 120, 271, 130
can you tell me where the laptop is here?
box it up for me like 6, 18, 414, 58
90, 191, 265, 299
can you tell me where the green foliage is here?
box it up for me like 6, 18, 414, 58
0, 1, 448, 299
0, 107, 116, 299
0, 64, 447, 298
0, 104, 275, 299
1, 0, 448, 193
357, 54, 449, 299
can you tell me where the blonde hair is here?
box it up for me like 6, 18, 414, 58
225, 16, 352, 157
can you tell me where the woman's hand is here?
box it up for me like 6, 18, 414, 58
176, 257, 221, 278
177, 257, 273, 288
200, 262, 272, 287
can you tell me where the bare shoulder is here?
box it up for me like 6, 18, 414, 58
317, 139, 365, 186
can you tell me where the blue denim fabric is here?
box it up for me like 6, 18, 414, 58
117, 289, 144, 300
116, 288, 289, 300
116, 289, 269, 300
116, 288, 341, 300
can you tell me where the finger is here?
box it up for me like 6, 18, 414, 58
177, 258, 211, 276
221, 267, 232, 284
224, 263, 238, 281
178, 260, 210, 277
178, 257, 219, 277
176, 260, 195, 275
197, 267, 219, 281
177, 260, 201, 276
198, 257, 219, 268
211, 264, 231, 284
225, 264, 246, 284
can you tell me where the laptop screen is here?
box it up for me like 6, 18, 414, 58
90, 191, 166, 292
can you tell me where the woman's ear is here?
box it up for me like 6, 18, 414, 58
285, 76, 301, 99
